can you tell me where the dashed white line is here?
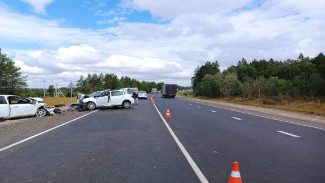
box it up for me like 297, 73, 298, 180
0, 110, 99, 152
210, 110, 216, 113
153, 104, 209, 183
277, 131, 300, 138
232, 117, 242, 121
197, 106, 202, 108
189, 103, 192, 105
178, 98, 325, 131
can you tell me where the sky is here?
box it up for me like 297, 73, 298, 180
0, 0, 324, 88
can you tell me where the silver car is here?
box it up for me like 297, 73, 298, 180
138, 91, 148, 99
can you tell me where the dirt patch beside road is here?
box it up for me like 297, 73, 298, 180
178, 96, 325, 130
0, 110, 95, 149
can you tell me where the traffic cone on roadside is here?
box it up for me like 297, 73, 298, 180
152, 99, 155, 104
229, 162, 242, 183
165, 108, 171, 118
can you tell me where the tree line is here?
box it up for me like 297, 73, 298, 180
192, 53, 325, 99
75, 73, 164, 94
0, 49, 28, 95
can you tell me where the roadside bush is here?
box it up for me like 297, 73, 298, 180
262, 98, 277, 105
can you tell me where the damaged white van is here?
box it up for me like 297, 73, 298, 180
0, 95, 48, 121
78, 90, 134, 110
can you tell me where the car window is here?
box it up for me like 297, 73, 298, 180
8, 96, 30, 104
127, 90, 133, 94
0, 96, 7, 104
100, 90, 109, 97
111, 91, 123, 96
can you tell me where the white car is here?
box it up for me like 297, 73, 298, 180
0, 95, 48, 121
120, 88, 138, 96
138, 91, 148, 99
78, 90, 135, 110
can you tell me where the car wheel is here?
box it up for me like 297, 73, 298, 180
36, 108, 47, 117
122, 101, 131, 109
87, 102, 96, 110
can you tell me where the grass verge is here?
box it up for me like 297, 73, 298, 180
179, 92, 325, 116
43, 96, 78, 107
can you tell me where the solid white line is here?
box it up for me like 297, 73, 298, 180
232, 117, 242, 121
153, 105, 209, 183
0, 110, 99, 152
210, 110, 216, 113
277, 131, 300, 138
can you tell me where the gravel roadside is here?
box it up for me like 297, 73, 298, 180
178, 96, 325, 130
0, 110, 96, 149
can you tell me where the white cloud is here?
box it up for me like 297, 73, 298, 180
20, 0, 55, 14
122, 0, 253, 18
97, 17, 126, 25
2, 0, 325, 88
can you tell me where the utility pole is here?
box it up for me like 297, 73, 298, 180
43, 80, 46, 97
55, 84, 58, 97
68, 81, 75, 105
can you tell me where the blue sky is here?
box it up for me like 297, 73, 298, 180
0, 0, 324, 88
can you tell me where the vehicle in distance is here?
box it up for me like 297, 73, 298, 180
138, 91, 148, 99
78, 90, 134, 110
161, 84, 177, 98
151, 88, 157, 94
120, 88, 138, 96
0, 95, 48, 121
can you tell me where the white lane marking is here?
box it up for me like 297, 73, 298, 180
210, 110, 216, 113
277, 131, 300, 138
197, 106, 201, 108
178, 98, 325, 131
232, 117, 242, 121
153, 105, 209, 183
189, 103, 192, 105
0, 110, 99, 152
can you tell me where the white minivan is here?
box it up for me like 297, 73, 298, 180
78, 90, 134, 110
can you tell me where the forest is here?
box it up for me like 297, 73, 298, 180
192, 53, 325, 100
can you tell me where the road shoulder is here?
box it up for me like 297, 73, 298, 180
0, 110, 93, 148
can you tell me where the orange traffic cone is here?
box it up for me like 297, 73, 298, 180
229, 162, 242, 183
152, 99, 155, 104
165, 108, 171, 118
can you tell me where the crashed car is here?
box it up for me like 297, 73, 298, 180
77, 89, 135, 110
0, 95, 49, 121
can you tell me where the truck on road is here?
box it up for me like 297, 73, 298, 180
0, 95, 48, 121
161, 84, 177, 98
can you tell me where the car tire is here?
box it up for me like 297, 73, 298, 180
122, 101, 131, 109
36, 108, 47, 117
87, 102, 96, 110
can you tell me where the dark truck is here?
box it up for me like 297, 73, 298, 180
161, 84, 177, 98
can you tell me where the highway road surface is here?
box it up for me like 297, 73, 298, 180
0, 94, 324, 183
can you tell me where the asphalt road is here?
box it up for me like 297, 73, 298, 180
0, 94, 324, 183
